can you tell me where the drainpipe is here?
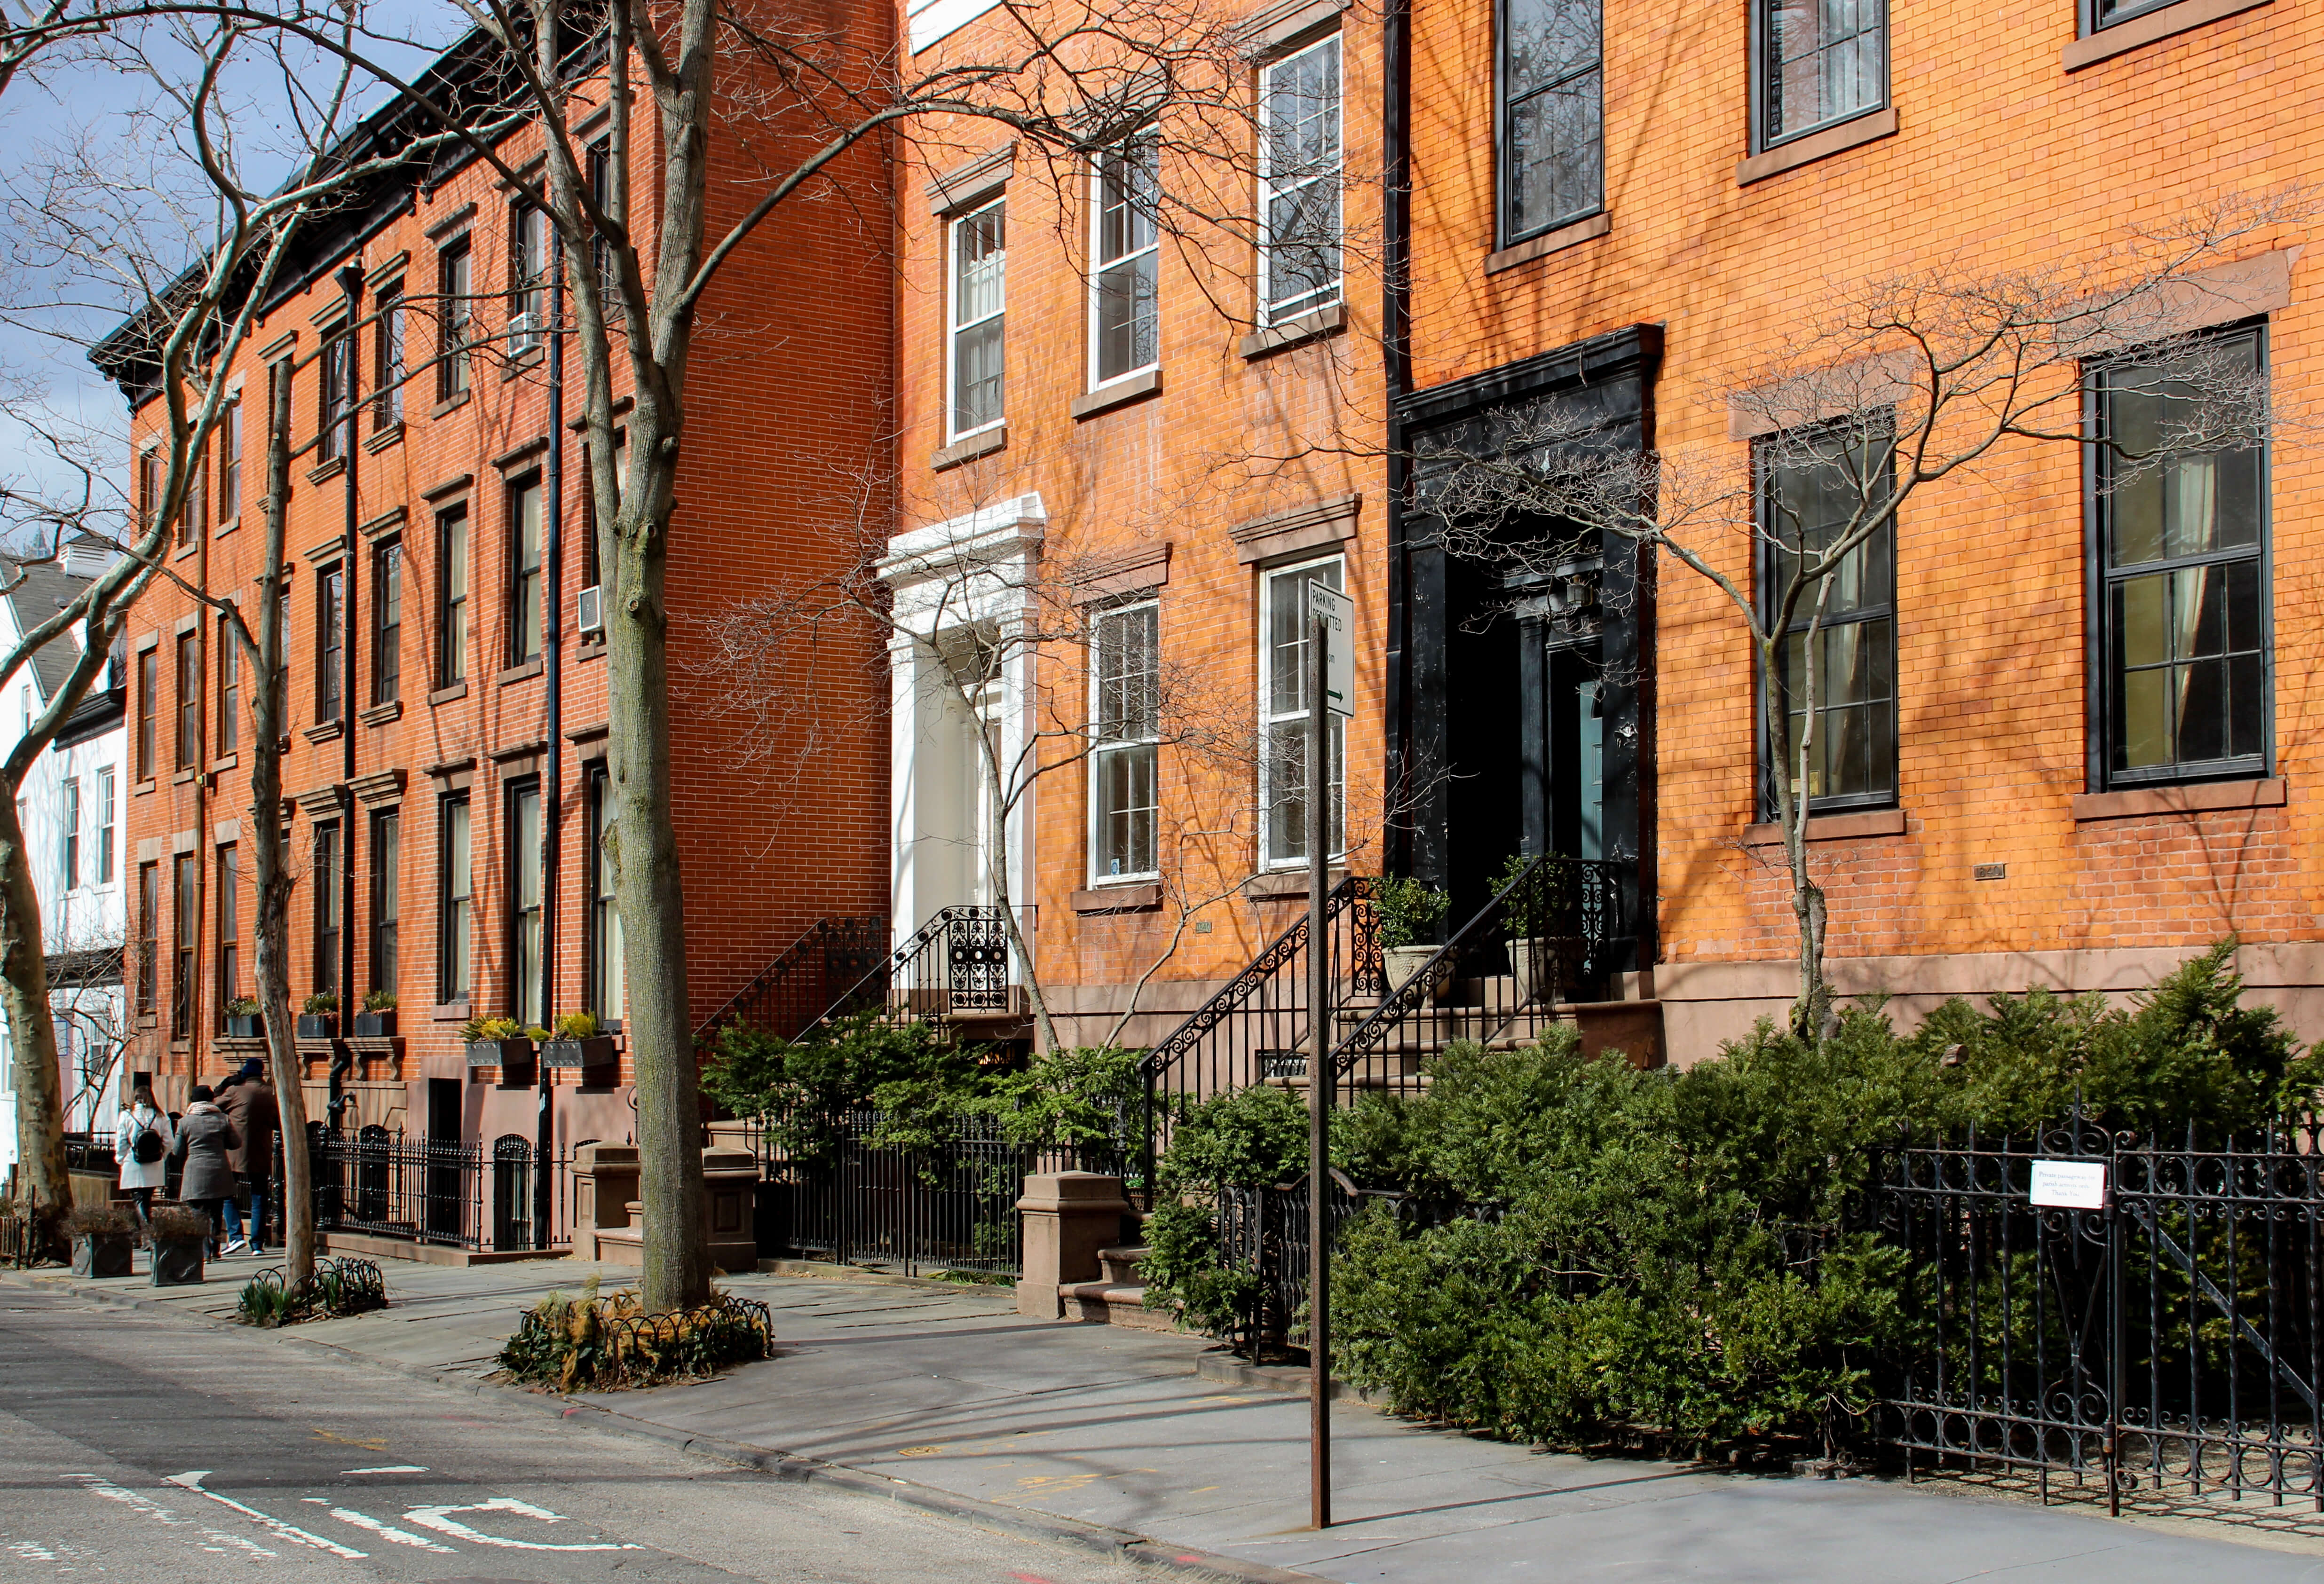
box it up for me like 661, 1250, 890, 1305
536, 245, 564, 1248
1381, 0, 1414, 879
332, 259, 364, 1128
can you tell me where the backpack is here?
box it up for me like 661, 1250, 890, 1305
130, 1114, 165, 1165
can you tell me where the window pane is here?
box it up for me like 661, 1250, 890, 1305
1262, 38, 1341, 322
1098, 743, 1158, 878
1095, 256, 1157, 381
1508, 71, 1603, 238
1506, 0, 1600, 94
1765, 0, 1885, 143
1096, 607, 1159, 741
951, 204, 1006, 435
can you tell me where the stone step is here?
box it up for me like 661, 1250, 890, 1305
1097, 1244, 1146, 1285
1058, 1281, 1178, 1332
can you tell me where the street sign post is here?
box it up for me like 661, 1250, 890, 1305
1310, 583, 1353, 717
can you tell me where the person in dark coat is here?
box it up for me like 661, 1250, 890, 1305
170, 1084, 241, 1258
217, 1058, 279, 1255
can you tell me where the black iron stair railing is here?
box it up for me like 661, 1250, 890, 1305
798, 905, 1016, 1040
692, 915, 890, 1042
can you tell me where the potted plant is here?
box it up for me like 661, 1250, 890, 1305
149, 1205, 211, 1286
297, 991, 339, 1040
224, 996, 263, 1039
1496, 853, 1572, 1009
67, 1202, 136, 1277
1373, 875, 1453, 1001
463, 1016, 542, 1083
540, 1011, 618, 1082
354, 989, 398, 1038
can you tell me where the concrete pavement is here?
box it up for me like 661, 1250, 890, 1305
10, 1249, 2324, 1582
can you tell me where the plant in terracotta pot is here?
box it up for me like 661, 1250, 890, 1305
354, 989, 398, 1038
1374, 875, 1453, 1002
462, 1015, 540, 1083
148, 1205, 212, 1286
540, 1011, 618, 1083
67, 1202, 137, 1277
297, 991, 339, 1040
224, 996, 263, 1039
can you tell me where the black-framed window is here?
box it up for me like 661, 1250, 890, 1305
439, 504, 469, 686
437, 236, 473, 400
587, 139, 620, 302
218, 398, 241, 525
1499, 0, 1602, 244
1754, 0, 1886, 150
370, 808, 399, 996
507, 476, 543, 665
174, 630, 199, 770
171, 851, 196, 1039
374, 281, 405, 429
215, 843, 238, 1024
135, 646, 155, 779
1759, 424, 1896, 814
373, 540, 403, 705
2091, 326, 2269, 787
2083, 0, 2177, 33
314, 819, 341, 997
216, 612, 239, 755
587, 764, 623, 1025
438, 792, 471, 1001
318, 326, 353, 463
508, 202, 549, 357
317, 561, 345, 722
506, 778, 542, 1023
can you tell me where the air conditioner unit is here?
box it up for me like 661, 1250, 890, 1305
576, 584, 602, 635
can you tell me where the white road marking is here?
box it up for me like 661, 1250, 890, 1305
341, 1465, 428, 1474
8, 1540, 58, 1560
321, 1505, 457, 1552
64, 1474, 279, 1560
404, 1496, 640, 1551
163, 1472, 368, 1559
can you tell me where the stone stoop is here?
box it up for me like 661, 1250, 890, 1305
1058, 1245, 1177, 1331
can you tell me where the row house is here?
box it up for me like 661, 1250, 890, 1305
97, 24, 893, 1170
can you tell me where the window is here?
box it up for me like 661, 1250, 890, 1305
135, 861, 157, 1016
438, 236, 474, 399
587, 140, 620, 302
948, 201, 1006, 440
314, 820, 341, 997
508, 478, 543, 665
1760, 425, 1896, 812
1755, 0, 1886, 149
2087, 0, 2178, 29
1090, 603, 1161, 881
134, 647, 156, 780
2093, 328, 2269, 786
1260, 559, 1346, 866
95, 767, 113, 884
216, 613, 239, 755
1090, 139, 1160, 386
588, 765, 624, 1022
218, 399, 241, 524
186, 450, 207, 544
439, 506, 470, 685
1260, 35, 1343, 323
1500, 0, 1601, 242
318, 326, 353, 464
60, 778, 79, 891
509, 204, 549, 357
507, 780, 542, 1023
370, 809, 399, 995
174, 630, 199, 771
138, 449, 166, 546
171, 852, 196, 1039
215, 843, 238, 1020
580, 431, 628, 592
439, 794, 471, 1000
374, 282, 405, 429
317, 562, 346, 722
373, 540, 403, 704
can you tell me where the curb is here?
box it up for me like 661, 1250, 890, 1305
1194, 1352, 1371, 1403
0, 1266, 1324, 1584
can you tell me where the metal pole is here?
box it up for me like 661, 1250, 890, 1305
333, 260, 364, 1132
1306, 604, 1330, 1532
537, 243, 565, 1250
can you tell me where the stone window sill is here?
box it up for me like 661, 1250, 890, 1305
432, 999, 471, 1022
1243, 866, 1346, 901
428, 680, 470, 706
1240, 303, 1345, 359
1737, 106, 1897, 187
135, 777, 156, 796
171, 768, 200, 787
1071, 368, 1162, 421
302, 720, 345, 745
364, 421, 405, 454
1485, 211, 1611, 276
214, 518, 239, 539
307, 457, 346, 486
932, 425, 1006, 471
2072, 776, 2284, 821
500, 345, 545, 380
1072, 881, 1162, 913
431, 389, 472, 420
173, 540, 201, 562
498, 658, 544, 686
358, 700, 403, 727
2063, 0, 2268, 68
210, 754, 238, 773
1742, 807, 1907, 845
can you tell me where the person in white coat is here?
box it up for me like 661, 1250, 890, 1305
114, 1074, 175, 1241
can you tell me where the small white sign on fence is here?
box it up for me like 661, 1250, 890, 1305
2028, 1158, 2108, 1210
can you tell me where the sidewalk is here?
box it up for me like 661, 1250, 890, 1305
12, 1251, 2324, 1583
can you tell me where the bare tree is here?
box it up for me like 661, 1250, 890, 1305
1414, 196, 2308, 1040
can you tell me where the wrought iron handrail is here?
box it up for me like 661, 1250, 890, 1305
1140, 875, 1377, 1081
798, 905, 1015, 1039
692, 914, 888, 1041
1329, 852, 1627, 1079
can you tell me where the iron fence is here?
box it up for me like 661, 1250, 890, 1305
693, 915, 889, 1041
798, 907, 1016, 1040
1876, 1109, 2324, 1513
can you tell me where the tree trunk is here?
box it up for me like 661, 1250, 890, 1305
0, 791, 68, 1248
250, 368, 315, 1284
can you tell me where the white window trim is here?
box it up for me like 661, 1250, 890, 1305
946, 197, 1007, 445
1087, 147, 1161, 392
1257, 555, 1347, 870
1257, 33, 1344, 329
1087, 599, 1162, 886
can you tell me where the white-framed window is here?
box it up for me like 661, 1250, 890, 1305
1090, 139, 1160, 387
1259, 34, 1342, 326
1259, 557, 1345, 868
60, 776, 79, 891
95, 766, 114, 884
948, 199, 1006, 441
1089, 601, 1161, 882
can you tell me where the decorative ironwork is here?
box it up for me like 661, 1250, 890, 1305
798, 906, 1018, 1038
242, 1256, 387, 1323
1211, 1169, 1371, 1355
1877, 1109, 2324, 1514
692, 915, 888, 1041
491, 1134, 534, 1252
944, 909, 1013, 1011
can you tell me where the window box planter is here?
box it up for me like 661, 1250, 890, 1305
540, 1035, 618, 1083
296, 1014, 337, 1040
71, 1231, 134, 1278
468, 1037, 536, 1085
225, 1014, 263, 1039
150, 1237, 206, 1286
353, 1010, 397, 1038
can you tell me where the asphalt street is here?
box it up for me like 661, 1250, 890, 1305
0, 1283, 1220, 1584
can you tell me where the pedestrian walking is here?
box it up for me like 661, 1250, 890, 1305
170, 1085, 241, 1259
217, 1057, 279, 1255
113, 1076, 175, 1242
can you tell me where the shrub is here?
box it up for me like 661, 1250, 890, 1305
363, 989, 397, 1012
496, 1278, 774, 1392
227, 996, 262, 1017
66, 1203, 137, 1237
1140, 1081, 1329, 1336
302, 991, 339, 1015
236, 1258, 387, 1327
700, 1011, 994, 1161
461, 1015, 526, 1042
1373, 875, 1452, 951
149, 1206, 213, 1241
553, 1010, 598, 1040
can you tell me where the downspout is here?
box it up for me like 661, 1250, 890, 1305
333, 260, 364, 1128
536, 247, 564, 1249
1381, 0, 1414, 878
